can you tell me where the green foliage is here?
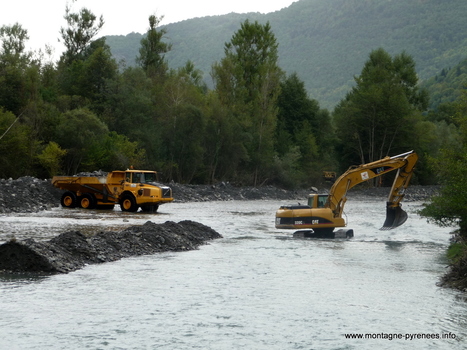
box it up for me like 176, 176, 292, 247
276, 73, 335, 181
0, 23, 33, 115
420, 91, 467, 237
55, 108, 109, 174
0, 23, 31, 64
0, 109, 31, 177
83, 132, 146, 171
421, 58, 467, 110
212, 20, 282, 185
59, 5, 104, 62
202, 92, 249, 183
102, 66, 153, 136
37, 141, 67, 177
271, 146, 303, 189
136, 15, 171, 78
446, 241, 467, 264
333, 49, 428, 167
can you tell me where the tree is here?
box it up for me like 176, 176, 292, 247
0, 23, 32, 114
0, 108, 31, 177
333, 48, 428, 167
212, 20, 282, 185
275, 73, 335, 182
55, 108, 109, 174
59, 5, 104, 63
78, 38, 118, 111
203, 92, 248, 183
0, 23, 31, 64
420, 90, 467, 237
84, 131, 146, 171
37, 141, 67, 177
102, 66, 153, 137
136, 15, 171, 78
57, 5, 109, 103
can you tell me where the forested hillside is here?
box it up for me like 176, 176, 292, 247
421, 58, 467, 110
106, 0, 467, 109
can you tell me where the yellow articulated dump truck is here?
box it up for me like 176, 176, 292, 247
52, 169, 173, 212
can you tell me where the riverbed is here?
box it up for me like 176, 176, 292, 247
0, 198, 465, 349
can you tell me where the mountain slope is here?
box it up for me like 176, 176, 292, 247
105, 0, 467, 109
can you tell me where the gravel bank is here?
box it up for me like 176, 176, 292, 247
0, 220, 222, 273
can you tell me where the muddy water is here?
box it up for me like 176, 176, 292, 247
0, 199, 466, 349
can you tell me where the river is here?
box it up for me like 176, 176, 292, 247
0, 198, 466, 349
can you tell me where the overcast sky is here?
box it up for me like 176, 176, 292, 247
0, 0, 297, 58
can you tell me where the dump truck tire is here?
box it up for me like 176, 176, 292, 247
79, 193, 96, 209
120, 194, 138, 212
61, 191, 77, 208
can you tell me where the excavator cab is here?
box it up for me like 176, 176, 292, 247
307, 194, 329, 208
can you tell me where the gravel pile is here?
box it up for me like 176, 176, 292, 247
170, 182, 308, 202
0, 220, 222, 273
0, 177, 62, 213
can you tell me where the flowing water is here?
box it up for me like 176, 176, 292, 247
0, 198, 466, 350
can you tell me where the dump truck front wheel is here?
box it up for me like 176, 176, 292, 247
61, 191, 77, 208
120, 194, 138, 212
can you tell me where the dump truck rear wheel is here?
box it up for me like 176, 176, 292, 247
120, 194, 138, 212
80, 193, 96, 209
61, 191, 77, 208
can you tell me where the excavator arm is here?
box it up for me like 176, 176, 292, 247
327, 150, 418, 229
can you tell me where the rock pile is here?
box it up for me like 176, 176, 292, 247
0, 220, 222, 273
348, 185, 440, 202
170, 182, 308, 202
0, 177, 62, 213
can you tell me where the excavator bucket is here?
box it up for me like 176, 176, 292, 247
381, 204, 408, 230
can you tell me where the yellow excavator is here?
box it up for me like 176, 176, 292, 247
275, 151, 418, 238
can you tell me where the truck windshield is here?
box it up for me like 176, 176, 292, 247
143, 172, 157, 183
128, 172, 158, 183
125, 172, 158, 183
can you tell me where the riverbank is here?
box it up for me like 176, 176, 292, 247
438, 233, 467, 292
0, 176, 440, 214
